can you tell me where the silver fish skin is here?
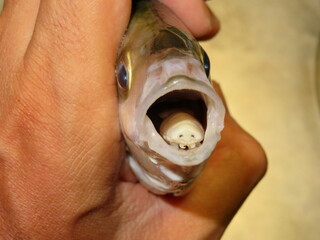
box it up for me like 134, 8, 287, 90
116, 0, 225, 196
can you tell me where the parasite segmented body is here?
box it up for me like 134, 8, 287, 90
116, 0, 225, 196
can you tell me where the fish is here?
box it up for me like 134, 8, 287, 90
115, 0, 225, 196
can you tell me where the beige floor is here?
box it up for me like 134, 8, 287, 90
1, 0, 319, 239
204, 0, 320, 239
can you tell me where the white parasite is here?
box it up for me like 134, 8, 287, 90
159, 112, 204, 150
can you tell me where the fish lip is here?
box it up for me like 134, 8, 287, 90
139, 75, 215, 113
135, 75, 225, 166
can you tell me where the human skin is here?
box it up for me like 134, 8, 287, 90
0, 0, 267, 239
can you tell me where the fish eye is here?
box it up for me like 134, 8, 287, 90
116, 62, 129, 90
201, 47, 211, 77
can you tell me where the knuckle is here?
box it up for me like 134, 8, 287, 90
240, 134, 268, 183
1, 68, 59, 137
44, 5, 86, 54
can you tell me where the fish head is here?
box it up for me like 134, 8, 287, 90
116, 25, 225, 168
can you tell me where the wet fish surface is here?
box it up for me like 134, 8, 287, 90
116, 0, 225, 196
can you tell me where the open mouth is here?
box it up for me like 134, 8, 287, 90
147, 90, 207, 150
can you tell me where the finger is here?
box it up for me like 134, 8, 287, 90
197, 115, 267, 222
160, 0, 220, 39
30, 0, 130, 59
24, 0, 131, 132
0, 1, 40, 60
17, 0, 131, 225
167, 102, 267, 225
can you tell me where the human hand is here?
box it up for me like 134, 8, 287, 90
0, 0, 267, 239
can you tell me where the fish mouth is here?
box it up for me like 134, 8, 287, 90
136, 75, 224, 166
147, 89, 207, 150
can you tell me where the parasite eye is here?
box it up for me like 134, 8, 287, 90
201, 48, 211, 77
116, 63, 129, 90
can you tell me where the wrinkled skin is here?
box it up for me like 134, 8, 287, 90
0, 0, 267, 239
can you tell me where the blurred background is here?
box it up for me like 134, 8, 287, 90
203, 0, 320, 239
0, 0, 319, 239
